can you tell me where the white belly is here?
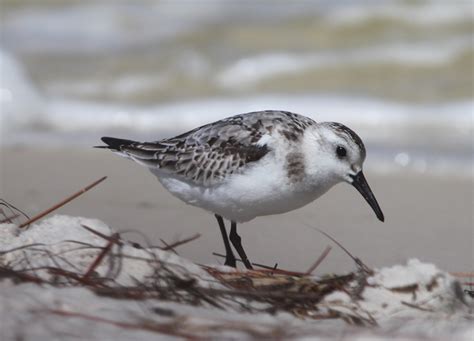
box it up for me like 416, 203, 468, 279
152, 158, 334, 223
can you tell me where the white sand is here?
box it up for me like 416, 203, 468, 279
1, 215, 472, 340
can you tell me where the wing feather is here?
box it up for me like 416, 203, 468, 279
100, 110, 315, 185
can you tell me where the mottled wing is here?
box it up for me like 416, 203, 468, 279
102, 110, 315, 185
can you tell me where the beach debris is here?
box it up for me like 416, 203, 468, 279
0, 199, 30, 224
18, 176, 107, 228
1, 216, 471, 331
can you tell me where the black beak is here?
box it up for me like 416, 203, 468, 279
350, 171, 384, 222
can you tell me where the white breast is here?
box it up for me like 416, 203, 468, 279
153, 152, 332, 223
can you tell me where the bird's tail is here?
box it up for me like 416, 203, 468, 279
95, 137, 136, 151
96, 136, 166, 170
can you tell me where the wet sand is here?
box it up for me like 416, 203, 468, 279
1, 146, 472, 274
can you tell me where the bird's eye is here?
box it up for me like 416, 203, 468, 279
336, 146, 347, 158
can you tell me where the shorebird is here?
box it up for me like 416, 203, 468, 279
97, 110, 384, 269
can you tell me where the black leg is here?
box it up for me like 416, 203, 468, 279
215, 214, 236, 267
229, 221, 253, 270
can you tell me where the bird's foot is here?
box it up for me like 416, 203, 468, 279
242, 258, 253, 270
224, 255, 237, 268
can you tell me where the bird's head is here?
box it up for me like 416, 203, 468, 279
305, 122, 384, 222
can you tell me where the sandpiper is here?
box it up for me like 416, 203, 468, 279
97, 110, 384, 269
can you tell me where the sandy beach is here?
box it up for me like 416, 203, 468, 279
1, 146, 472, 274
1, 2, 473, 339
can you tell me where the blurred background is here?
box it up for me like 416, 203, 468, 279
1, 1, 472, 272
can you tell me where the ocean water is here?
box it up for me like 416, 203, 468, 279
0, 0, 472, 176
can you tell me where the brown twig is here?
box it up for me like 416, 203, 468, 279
47, 268, 106, 286
80, 224, 122, 243
19, 176, 107, 228
96, 285, 329, 302
160, 233, 201, 251
255, 267, 307, 276
211, 252, 275, 270
0, 267, 44, 284
159, 239, 179, 255
0, 200, 30, 223
211, 253, 305, 276
0, 213, 20, 224
305, 245, 332, 275
83, 233, 120, 279
310, 227, 372, 273
400, 301, 434, 312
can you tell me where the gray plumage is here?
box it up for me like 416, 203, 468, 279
100, 110, 316, 185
